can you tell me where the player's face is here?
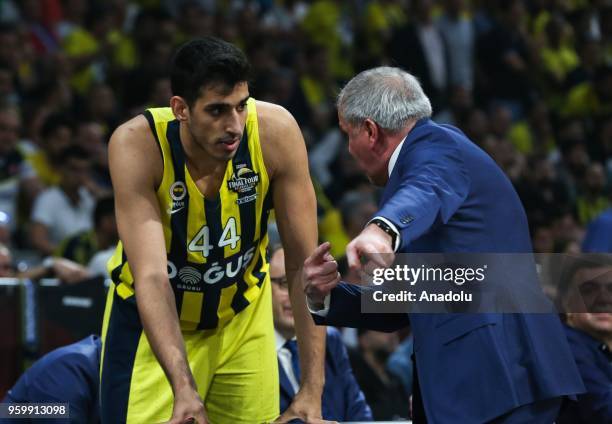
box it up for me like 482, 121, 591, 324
270, 249, 295, 333
185, 82, 250, 162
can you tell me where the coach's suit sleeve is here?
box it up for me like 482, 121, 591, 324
312, 283, 410, 332
326, 329, 373, 421
377, 131, 470, 250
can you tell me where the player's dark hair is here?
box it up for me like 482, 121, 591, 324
170, 37, 251, 106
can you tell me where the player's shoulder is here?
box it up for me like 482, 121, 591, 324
255, 100, 304, 176
108, 113, 163, 185
109, 114, 156, 151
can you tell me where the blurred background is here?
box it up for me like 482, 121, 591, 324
0, 0, 611, 420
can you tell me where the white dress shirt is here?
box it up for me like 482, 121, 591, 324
275, 330, 300, 393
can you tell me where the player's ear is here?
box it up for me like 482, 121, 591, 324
170, 96, 189, 121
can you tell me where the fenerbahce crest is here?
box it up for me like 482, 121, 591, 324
227, 166, 259, 204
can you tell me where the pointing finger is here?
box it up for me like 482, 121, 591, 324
305, 242, 332, 266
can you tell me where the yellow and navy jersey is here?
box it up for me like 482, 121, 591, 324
107, 99, 273, 330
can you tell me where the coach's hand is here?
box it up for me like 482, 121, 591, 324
346, 223, 395, 273
167, 386, 207, 424
275, 390, 337, 423
303, 242, 340, 307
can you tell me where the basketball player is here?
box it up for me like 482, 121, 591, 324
100, 37, 326, 424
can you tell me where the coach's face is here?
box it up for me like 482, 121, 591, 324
174, 82, 249, 162
339, 116, 387, 186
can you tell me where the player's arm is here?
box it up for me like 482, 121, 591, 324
108, 117, 206, 423
259, 102, 327, 421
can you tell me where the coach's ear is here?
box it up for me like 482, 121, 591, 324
363, 118, 379, 145
170, 96, 189, 121
364, 118, 386, 155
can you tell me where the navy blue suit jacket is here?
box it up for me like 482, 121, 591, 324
3, 335, 101, 423
558, 325, 612, 424
313, 119, 584, 423
279, 327, 372, 421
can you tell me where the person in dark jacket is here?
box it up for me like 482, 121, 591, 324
3, 335, 101, 423
270, 245, 372, 421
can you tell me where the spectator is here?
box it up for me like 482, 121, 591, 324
564, 64, 612, 120
26, 113, 73, 187
540, 14, 579, 90
566, 37, 601, 89
30, 146, 95, 256
337, 190, 378, 282
388, 0, 450, 113
557, 255, 612, 424
516, 155, 570, 225
0, 104, 41, 235
386, 333, 414, 399
348, 329, 410, 421
2, 335, 101, 423
576, 162, 610, 225
508, 99, 555, 155
0, 243, 90, 284
437, 0, 475, 92
56, 196, 117, 267
74, 121, 111, 189
476, 0, 535, 116
270, 245, 373, 421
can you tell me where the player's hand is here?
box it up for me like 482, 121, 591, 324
302, 242, 340, 306
166, 387, 207, 424
346, 223, 395, 273
274, 389, 337, 423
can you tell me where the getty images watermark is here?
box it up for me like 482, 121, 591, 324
371, 264, 487, 303
358, 253, 612, 314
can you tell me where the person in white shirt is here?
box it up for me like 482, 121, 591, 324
30, 145, 95, 256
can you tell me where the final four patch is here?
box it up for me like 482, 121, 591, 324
227, 167, 260, 194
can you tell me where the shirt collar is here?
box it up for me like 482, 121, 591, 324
387, 118, 428, 177
275, 330, 297, 352
388, 138, 405, 177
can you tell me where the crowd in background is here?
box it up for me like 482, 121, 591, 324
1, 0, 612, 420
